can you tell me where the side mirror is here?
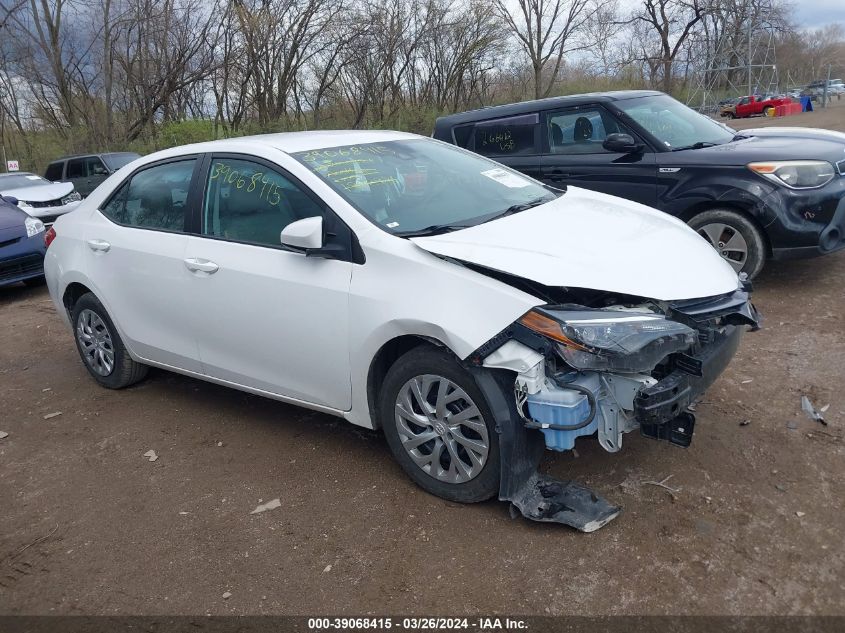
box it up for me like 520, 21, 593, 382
603, 133, 643, 154
280, 216, 324, 250
2, 195, 19, 206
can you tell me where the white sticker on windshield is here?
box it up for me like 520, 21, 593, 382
480, 168, 531, 188
386, 221, 400, 228
26, 175, 41, 180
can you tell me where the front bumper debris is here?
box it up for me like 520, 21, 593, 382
471, 367, 621, 533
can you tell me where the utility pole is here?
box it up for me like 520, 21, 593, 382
0, 108, 7, 173
822, 64, 831, 108
747, 17, 753, 97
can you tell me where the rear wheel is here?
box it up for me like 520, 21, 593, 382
688, 208, 767, 279
71, 293, 148, 389
379, 346, 500, 503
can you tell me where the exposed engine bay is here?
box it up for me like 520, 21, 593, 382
468, 281, 761, 532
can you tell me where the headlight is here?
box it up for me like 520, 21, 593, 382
61, 191, 82, 205
519, 308, 696, 373
17, 200, 32, 208
24, 216, 45, 238
748, 160, 835, 189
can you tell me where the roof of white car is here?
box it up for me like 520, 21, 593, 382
151, 130, 421, 161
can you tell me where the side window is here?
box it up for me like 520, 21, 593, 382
87, 157, 109, 176
472, 114, 539, 157
203, 158, 324, 248
452, 125, 473, 149
100, 159, 196, 231
547, 107, 632, 155
45, 162, 63, 181
66, 159, 86, 179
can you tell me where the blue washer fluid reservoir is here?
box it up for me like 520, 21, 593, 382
526, 373, 601, 451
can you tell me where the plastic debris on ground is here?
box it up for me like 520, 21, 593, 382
143, 449, 158, 462
249, 498, 281, 515
0, 431, 8, 439
43, 412, 62, 420
222, 591, 232, 599
801, 396, 828, 426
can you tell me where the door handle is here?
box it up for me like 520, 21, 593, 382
87, 239, 111, 252
547, 170, 571, 181
184, 258, 219, 274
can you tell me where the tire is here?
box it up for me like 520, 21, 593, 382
379, 346, 500, 503
688, 208, 767, 279
71, 292, 148, 389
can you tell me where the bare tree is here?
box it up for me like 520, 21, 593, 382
494, 0, 601, 99
629, 0, 708, 93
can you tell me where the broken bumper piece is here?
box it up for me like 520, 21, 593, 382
509, 473, 621, 533
471, 367, 622, 532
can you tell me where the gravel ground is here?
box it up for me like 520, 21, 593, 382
1, 111, 844, 616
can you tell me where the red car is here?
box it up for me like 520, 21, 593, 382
721, 94, 792, 119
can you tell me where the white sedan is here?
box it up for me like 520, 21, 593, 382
0, 172, 82, 225
44, 131, 759, 530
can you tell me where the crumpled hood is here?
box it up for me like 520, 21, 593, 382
411, 187, 740, 301
0, 182, 73, 203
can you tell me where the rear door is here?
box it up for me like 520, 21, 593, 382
539, 105, 657, 206
87, 157, 204, 371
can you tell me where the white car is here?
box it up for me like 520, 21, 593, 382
0, 172, 82, 226
44, 131, 759, 530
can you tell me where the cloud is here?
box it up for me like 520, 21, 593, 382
793, 1, 845, 30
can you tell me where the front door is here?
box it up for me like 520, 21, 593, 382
539, 105, 658, 207
185, 154, 353, 410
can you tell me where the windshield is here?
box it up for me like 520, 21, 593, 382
617, 94, 735, 150
0, 173, 49, 189
102, 152, 140, 170
292, 139, 556, 235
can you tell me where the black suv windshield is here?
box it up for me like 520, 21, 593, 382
617, 94, 735, 150
102, 152, 141, 171
293, 139, 556, 235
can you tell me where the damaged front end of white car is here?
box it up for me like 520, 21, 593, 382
465, 284, 760, 532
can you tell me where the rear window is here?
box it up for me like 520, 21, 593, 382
45, 162, 63, 181
452, 125, 473, 149
471, 114, 539, 157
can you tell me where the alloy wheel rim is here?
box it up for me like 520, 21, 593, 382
394, 374, 489, 484
76, 309, 115, 376
697, 222, 749, 273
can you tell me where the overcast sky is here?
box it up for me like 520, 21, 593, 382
615, 0, 845, 31
792, 0, 845, 30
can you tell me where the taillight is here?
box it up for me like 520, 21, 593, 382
44, 226, 56, 248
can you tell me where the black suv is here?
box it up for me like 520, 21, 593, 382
433, 90, 845, 277
45, 152, 140, 198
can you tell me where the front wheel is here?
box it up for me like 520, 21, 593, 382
379, 346, 500, 503
71, 292, 148, 389
688, 209, 767, 279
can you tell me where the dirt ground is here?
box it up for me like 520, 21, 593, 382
2, 112, 845, 617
